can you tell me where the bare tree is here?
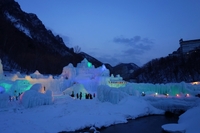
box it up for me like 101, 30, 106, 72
73, 45, 81, 54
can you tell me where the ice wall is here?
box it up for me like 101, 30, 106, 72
123, 82, 194, 96
0, 79, 32, 96
97, 85, 128, 104
20, 83, 53, 108
62, 63, 76, 79
24, 75, 72, 94
97, 82, 200, 105
74, 76, 99, 93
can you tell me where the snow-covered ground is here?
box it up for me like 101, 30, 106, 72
162, 105, 200, 133
0, 94, 200, 133
0, 95, 162, 133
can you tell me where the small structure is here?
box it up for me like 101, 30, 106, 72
179, 38, 200, 54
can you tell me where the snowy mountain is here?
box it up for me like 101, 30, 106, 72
0, 0, 140, 79
0, 0, 102, 74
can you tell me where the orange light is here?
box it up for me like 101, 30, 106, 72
176, 94, 179, 97
191, 81, 200, 85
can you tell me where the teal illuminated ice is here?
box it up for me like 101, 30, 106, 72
0, 80, 32, 96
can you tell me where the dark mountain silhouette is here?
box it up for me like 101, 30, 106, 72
131, 49, 200, 83
0, 0, 102, 74
0, 0, 139, 77
109, 63, 139, 81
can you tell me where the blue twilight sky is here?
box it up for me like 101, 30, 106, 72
15, 0, 200, 67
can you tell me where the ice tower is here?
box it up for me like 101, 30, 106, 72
77, 58, 94, 68
62, 63, 76, 79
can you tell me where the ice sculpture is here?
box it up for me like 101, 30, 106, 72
62, 63, 76, 79
30, 70, 44, 79
97, 85, 128, 104
62, 83, 88, 98
20, 83, 53, 108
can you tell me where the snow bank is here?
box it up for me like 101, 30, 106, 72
144, 96, 200, 111
0, 95, 164, 133
162, 105, 200, 133
20, 83, 53, 108
0, 93, 9, 108
97, 85, 129, 104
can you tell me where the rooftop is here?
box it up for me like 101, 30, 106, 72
180, 38, 200, 45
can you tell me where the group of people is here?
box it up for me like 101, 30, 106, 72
9, 90, 22, 101
70, 91, 95, 100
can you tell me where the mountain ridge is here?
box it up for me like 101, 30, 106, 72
4, 0, 198, 84
0, 0, 139, 77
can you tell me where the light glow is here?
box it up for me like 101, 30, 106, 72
191, 81, 200, 85
87, 62, 92, 68
0, 82, 12, 92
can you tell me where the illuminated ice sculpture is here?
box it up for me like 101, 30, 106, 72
61, 58, 111, 93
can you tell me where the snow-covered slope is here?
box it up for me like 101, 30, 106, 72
0, 0, 105, 75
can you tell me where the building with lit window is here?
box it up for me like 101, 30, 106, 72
179, 38, 200, 54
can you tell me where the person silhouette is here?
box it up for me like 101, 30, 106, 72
76, 93, 79, 99
71, 91, 74, 97
80, 92, 82, 100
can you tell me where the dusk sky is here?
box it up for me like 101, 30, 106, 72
15, 0, 200, 66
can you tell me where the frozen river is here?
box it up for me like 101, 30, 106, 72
100, 115, 178, 133
62, 115, 179, 133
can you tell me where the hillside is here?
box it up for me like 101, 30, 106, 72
108, 63, 139, 81
131, 50, 200, 83
0, 0, 104, 74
